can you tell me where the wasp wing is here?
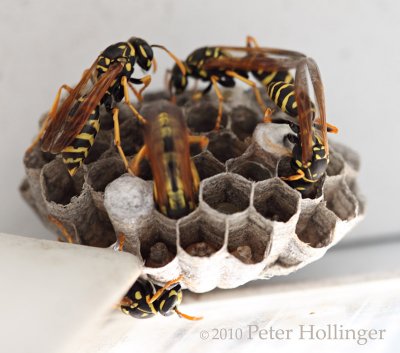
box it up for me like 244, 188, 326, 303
294, 59, 314, 164
41, 60, 98, 152
41, 62, 123, 153
203, 46, 304, 72
306, 58, 328, 154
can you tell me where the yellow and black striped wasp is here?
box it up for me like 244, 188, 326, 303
168, 45, 286, 130
27, 37, 185, 176
129, 100, 208, 219
120, 275, 202, 320
244, 36, 338, 134
202, 46, 331, 194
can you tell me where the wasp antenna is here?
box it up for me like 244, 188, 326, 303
152, 56, 158, 74
151, 44, 186, 76
174, 308, 203, 321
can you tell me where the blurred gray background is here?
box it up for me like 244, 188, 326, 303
0, 0, 399, 242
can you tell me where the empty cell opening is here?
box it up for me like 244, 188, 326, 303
87, 157, 126, 192
230, 161, 272, 182
230, 106, 260, 141
253, 179, 299, 222
179, 215, 225, 257
192, 152, 225, 181
324, 179, 358, 221
228, 222, 272, 264
296, 205, 335, 248
186, 101, 228, 133
80, 215, 117, 248
207, 132, 247, 164
202, 174, 251, 214
42, 159, 84, 205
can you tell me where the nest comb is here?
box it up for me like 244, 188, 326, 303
21, 88, 365, 293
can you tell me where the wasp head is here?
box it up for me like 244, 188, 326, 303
128, 37, 154, 71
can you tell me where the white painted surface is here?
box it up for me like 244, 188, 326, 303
0, 233, 142, 353
75, 236, 400, 353
0, 1, 399, 240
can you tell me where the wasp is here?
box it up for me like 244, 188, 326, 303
202, 47, 331, 194
244, 36, 338, 134
129, 100, 208, 219
120, 275, 202, 320
168, 46, 275, 130
27, 37, 185, 176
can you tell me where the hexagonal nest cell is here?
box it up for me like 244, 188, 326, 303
21, 87, 365, 292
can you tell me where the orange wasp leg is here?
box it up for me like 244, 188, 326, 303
188, 135, 209, 190
48, 215, 75, 244
174, 308, 203, 321
210, 75, 224, 130
128, 82, 142, 102
121, 76, 147, 124
246, 35, 261, 48
225, 70, 267, 112
112, 107, 132, 173
129, 145, 149, 175
137, 75, 152, 99
147, 275, 184, 304
281, 169, 306, 182
26, 84, 73, 153
116, 232, 126, 251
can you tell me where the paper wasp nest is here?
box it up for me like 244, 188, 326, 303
21, 88, 365, 293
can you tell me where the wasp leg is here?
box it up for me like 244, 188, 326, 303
174, 308, 203, 321
138, 75, 152, 99
263, 107, 274, 123
225, 70, 267, 112
26, 84, 73, 153
246, 35, 261, 48
121, 76, 147, 125
129, 145, 148, 175
147, 275, 184, 304
130, 75, 152, 101
115, 232, 126, 251
188, 135, 209, 150
190, 160, 201, 193
128, 81, 142, 102
281, 170, 305, 181
188, 134, 208, 192
210, 75, 224, 130
48, 215, 75, 244
112, 107, 133, 173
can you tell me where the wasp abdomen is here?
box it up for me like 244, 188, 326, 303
266, 81, 316, 119
61, 104, 100, 176
253, 69, 294, 86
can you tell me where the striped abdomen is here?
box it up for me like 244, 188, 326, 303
61, 102, 100, 176
266, 81, 315, 118
253, 69, 293, 87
